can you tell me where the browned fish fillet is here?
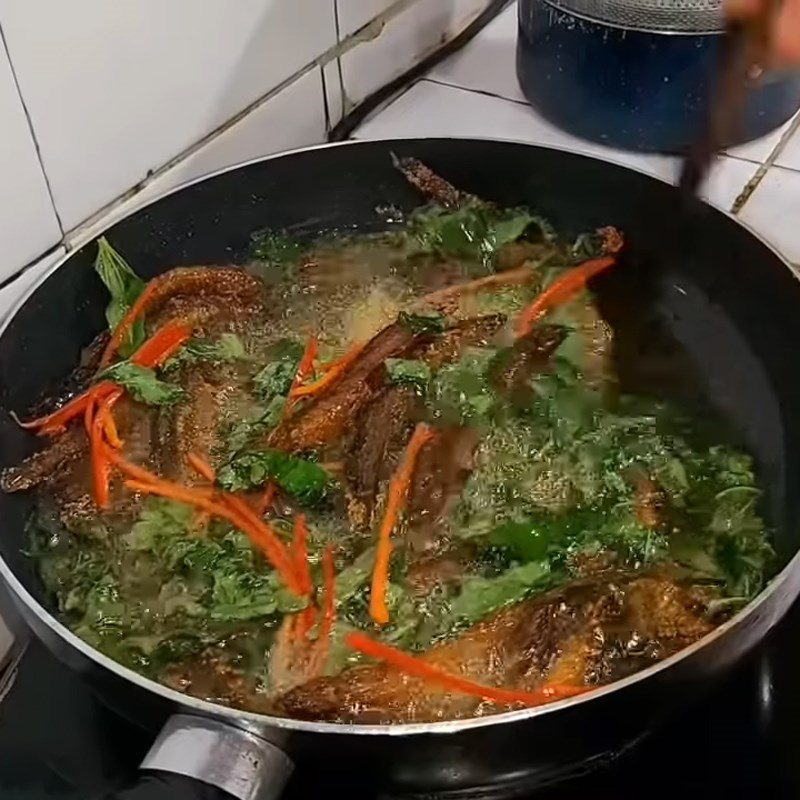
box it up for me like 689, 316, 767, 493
342, 315, 503, 528
0, 427, 86, 493
405, 426, 480, 555
391, 154, 476, 209
144, 266, 265, 335
344, 386, 419, 528
3, 267, 262, 509
277, 573, 713, 724
410, 314, 504, 369
267, 322, 420, 453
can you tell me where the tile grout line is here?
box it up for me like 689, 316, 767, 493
332, 0, 348, 123
0, 243, 63, 292
424, 76, 530, 107
0, 22, 65, 236
731, 111, 800, 215
320, 64, 333, 134
349, 78, 426, 138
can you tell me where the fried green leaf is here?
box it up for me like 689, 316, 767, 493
450, 561, 552, 625
397, 311, 446, 335
162, 333, 246, 371
407, 203, 538, 267
217, 449, 331, 505
385, 358, 431, 390
98, 362, 185, 406
94, 237, 146, 357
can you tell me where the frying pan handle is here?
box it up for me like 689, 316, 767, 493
124, 713, 294, 800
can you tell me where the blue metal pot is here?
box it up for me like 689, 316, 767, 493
517, 0, 800, 153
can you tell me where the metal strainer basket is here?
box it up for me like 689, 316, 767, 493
543, 0, 726, 33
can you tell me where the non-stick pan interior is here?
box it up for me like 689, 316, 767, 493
1, 138, 798, 617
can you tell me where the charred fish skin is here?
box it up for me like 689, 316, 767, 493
392, 154, 478, 209
276, 573, 713, 724
267, 322, 423, 454
342, 314, 505, 528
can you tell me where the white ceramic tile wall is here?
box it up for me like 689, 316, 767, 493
70, 69, 330, 244
137, 70, 328, 205
0, 44, 61, 280
323, 59, 346, 130
0, 0, 338, 232
337, 0, 399, 36
773, 123, 800, 171
0, 246, 66, 324
426, 3, 524, 103
739, 166, 800, 264
339, 0, 489, 108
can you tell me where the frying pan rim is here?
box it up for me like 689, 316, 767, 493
0, 136, 796, 738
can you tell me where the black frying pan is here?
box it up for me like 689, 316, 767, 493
1, 139, 800, 800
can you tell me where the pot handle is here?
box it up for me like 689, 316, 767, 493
102, 713, 294, 800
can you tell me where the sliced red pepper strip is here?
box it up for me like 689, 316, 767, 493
312, 544, 336, 675
284, 335, 319, 413
182, 451, 303, 595
130, 320, 193, 368
346, 632, 588, 708
515, 256, 617, 338
292, 514, 314, 597
290, 341, 365, 400
15, 321, 193, 435
370, 423, 436, 625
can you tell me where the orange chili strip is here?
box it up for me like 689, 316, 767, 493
123, 479, 236, 520
284, 335, 319, 412
292, 514, 314, 597
130, 319, 193, 368
16, 321, 192, 435
312, 544, 336, 676
104, 447, 162, 484
515, 256, 617, 338
99, 278, 164, 368
98, 390, 124, 449
186, 452, 216, 482
124, 470, 297, 591
225, 495, 302, 595
184, 452, 302, 595
346, 632, 588, 708
369, 423, 436, 625
85, 395, 111, 509
16, 381, 117, 435
291, 341, 365, 400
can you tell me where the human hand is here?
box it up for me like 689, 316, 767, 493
726, 0, 800, 65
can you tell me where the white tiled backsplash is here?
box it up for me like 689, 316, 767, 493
0, 0, 497, 297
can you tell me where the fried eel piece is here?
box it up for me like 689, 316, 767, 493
277, 573, 713, 724
3, 266, 262, 496
392, 154, 477, 209
267, 322, 421, 453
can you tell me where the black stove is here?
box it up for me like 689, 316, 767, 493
3, 599, 800, 800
